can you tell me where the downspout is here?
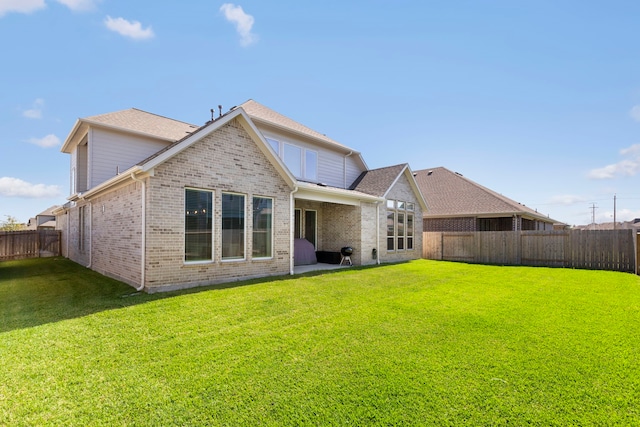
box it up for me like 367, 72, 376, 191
66, 208, 70, 258
376, 200, 381, 265
86, 202, 92, 268
131, 173, 146, 291
290, 185, 299, 275
343, 151, 353, 189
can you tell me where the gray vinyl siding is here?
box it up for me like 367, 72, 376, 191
89, 128, 171, 189
263, 130, 366, 189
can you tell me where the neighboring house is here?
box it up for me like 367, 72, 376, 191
27, 205, 60, 230
56, 100, 427, 292
414, 167, 556, 232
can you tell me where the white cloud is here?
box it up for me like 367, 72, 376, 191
220, 3, 257, 47
27, 134, 61, 148
104, 15, 154, 40
548, 195, 587, 205
0, 0, 46, 17
588, 144, 640, 179
54, 0, 99, 11
22, 98, 45, 119
0, 177, 62, 198
630, 105, 640, 122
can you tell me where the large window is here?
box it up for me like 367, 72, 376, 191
222, 192, 245, 260
387, 210, 395, 251
252, 196, 273, 258
387, 200, 415, 252
185, 189, 213, 262
267, 138, 318, 181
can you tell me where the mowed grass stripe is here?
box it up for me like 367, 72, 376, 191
1, 258, 639, 425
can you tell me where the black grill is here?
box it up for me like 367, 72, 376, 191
341, 247, 353, 256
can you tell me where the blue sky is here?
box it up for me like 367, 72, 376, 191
2, 0, 640, 226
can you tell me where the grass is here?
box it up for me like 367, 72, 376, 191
1, 257, 639, 425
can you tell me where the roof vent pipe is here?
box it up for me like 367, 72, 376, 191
218, 105, 223, 118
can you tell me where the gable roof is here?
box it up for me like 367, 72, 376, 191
351, 164, 407, 197
238, 99, 356, 153
84, 108, 199, 140
351, 164, 428, 211
70, 107, 297, 201
61, 108, 199, 153
413, 167, 553, 221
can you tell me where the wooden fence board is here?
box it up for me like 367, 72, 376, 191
423, 229, 637, 274
0, 230, 61, 261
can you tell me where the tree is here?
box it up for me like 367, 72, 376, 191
0, 215, 26, 231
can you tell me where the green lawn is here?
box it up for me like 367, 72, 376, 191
1, 258, 639, 426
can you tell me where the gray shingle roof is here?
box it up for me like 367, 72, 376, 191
85, 108, 199, 141
350, 164, 407, 197
414, 167, 550, 220
238, 99, 353, 151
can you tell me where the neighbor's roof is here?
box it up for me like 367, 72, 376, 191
83, 108, 199, 141
238, 99, 355, 153
413, 167, 553, 221
36, 205, 61, 217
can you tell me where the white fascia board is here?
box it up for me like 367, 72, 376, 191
69, 165, 146, 201
141, 108, 297, 189
60, 119, 84, 153
296, 183, 383, 206
381, 165, 429, 212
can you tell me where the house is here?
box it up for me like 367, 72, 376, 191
27, 205, 60, 230
56, 100, 427, 292
413, 167, 556, 232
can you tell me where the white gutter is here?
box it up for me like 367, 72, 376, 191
131, 173, 146, 292
290, 185, 299, 275
343, 151, 352, 189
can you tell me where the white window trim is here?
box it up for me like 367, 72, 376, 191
184, 187, 214, 265
221, 191, 247, 262
252, 195, 274, 260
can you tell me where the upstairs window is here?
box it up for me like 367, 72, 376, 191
266, 137, 318, 181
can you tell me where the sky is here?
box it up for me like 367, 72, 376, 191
2, 0, 640, 227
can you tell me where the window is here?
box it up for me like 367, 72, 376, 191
78, 205, 86, 252
387, 211, 395, 251
387, 200, 415, 252
266, 137, 279, 154
270, 139, 318, 181
283, 143, 302, 177
222, 193, 245, 260
294, 209, 302, 239
185, 189, 213, 262
407, 214, 414, 250
305, 150, 318, 181
397, 212, 405, 250
253, 197, 273, 258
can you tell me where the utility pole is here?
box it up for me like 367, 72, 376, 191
590, 203, 598, 225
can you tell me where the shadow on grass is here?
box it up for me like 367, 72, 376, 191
0, 257, 405, 333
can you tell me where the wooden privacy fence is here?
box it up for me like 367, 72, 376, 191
0, 230, 61, 261
423, 230, 637, 274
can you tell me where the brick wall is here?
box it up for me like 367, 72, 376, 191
424, 217, 476, 232
143, 118, 293, 291
90, 182, 143, 286
321, 203, 361, 263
